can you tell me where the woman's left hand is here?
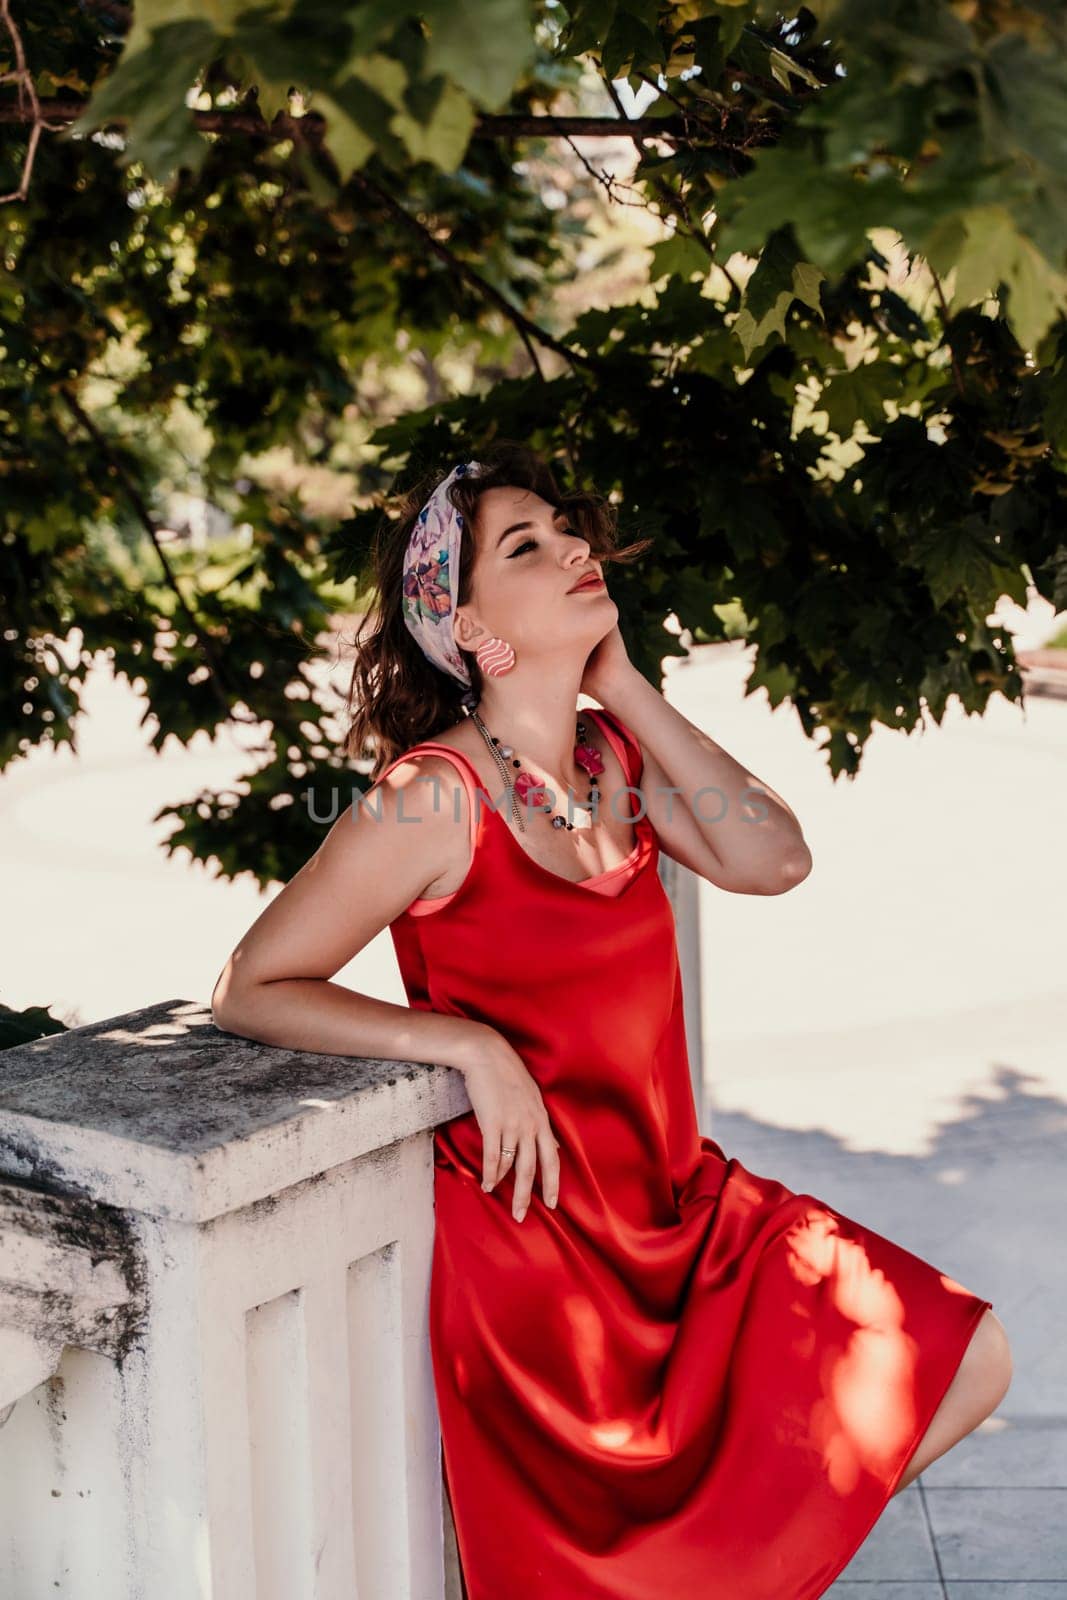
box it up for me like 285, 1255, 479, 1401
580, 623, 636, 707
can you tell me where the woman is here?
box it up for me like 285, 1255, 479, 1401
212, 441, 1011, 1599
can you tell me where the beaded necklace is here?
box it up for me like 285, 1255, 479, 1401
468, 706, 606, 836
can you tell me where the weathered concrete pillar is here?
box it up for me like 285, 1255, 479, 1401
657, 854, 707, 1131
0, 999, 469, 1600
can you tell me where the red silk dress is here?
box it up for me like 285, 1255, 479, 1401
382, 706, 993, 1600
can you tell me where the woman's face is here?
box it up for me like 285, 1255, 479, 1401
454, 485, 616, 667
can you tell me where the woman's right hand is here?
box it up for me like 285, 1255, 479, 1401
459, 1031, 561, 1222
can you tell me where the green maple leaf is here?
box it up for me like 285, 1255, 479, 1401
392, 78, 478, 171
949, 205, 1067, 355
422, 0, 537, 110
63, 20, 215, 184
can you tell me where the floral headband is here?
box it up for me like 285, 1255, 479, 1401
401, 459, 484, 705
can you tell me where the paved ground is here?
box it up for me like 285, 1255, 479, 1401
667, 629, 1066, 1595
3, 598, 1065, 1593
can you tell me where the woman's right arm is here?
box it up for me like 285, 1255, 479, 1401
210, 756, 561, 1218
210, 755, 482, 1071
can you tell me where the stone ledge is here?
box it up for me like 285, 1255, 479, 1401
0, 998, 470, 1224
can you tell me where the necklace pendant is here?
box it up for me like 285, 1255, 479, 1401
574, 743, 605, 777
513, 769, 549, 808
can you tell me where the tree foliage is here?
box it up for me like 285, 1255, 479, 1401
2, 0, 1067, 943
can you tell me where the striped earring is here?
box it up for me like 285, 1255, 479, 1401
474, 635, 516, 677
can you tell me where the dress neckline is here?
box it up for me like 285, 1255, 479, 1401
406, 708, 653, 902
487, 799, 649, 893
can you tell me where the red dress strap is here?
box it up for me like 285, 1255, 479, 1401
372, 740, 489, 861
583, 705, 644, 794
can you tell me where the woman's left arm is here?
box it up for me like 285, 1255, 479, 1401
587, 635, 812, 896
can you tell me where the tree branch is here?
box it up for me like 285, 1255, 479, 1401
0, 0, 69, 201
0, 98, 738, 150
345, 168, 606, 377
58, 387, 258, 727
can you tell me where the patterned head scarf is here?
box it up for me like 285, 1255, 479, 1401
401, 460, 484, 704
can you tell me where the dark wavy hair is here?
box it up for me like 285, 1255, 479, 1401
342, 440, 653, 778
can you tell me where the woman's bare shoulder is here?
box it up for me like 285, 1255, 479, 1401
357, 753, 463, 836
365, 733, 476, 800
357, 740, 480, 875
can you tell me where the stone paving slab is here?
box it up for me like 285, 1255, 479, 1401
924, 1489, 1067, 1582
831, 1588, 1067, 1598
944, 1587, 1067, 1597
917, 1418, 1067, 1489
830, 1486, 939, 1582
829, 1586, 943, 1597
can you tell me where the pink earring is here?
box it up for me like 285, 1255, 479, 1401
474, 636, 516, 677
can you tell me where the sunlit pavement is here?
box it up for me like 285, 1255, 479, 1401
667, 626, 1066, 1594
4, 608, 1065, 1591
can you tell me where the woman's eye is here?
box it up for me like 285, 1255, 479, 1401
508, 526, 581, 558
